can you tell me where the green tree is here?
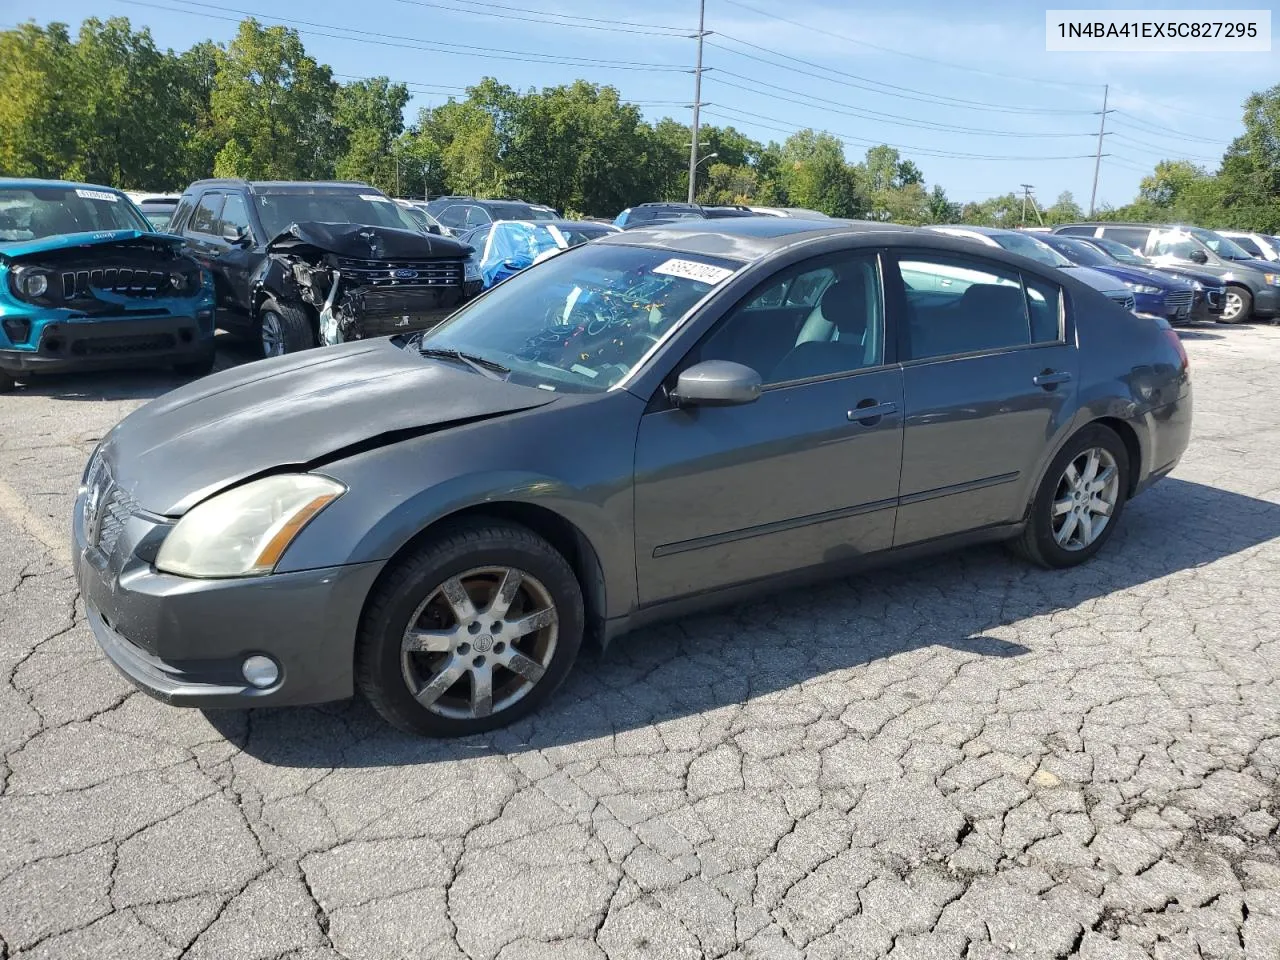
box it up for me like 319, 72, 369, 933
334, 77, 411, 193
210, 19, 339, 180
779, 130, 862, 217
0, 23, 80, 179
1044, 190, 1083, 224
926, 184, 959, 223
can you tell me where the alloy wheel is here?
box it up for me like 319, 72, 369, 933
1221, 291, 1244, 322
400, 566, 558, 720
261, 311, 285, 357
1052, 447, 1120, 551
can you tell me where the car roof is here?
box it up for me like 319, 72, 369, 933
493, 219, 617, 230
597, 217, 916, 262
930, 224, 1016, 238
0, 177, 126, 194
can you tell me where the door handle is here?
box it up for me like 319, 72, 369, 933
848, 400, 898, 424
1033, 370, 1072, 388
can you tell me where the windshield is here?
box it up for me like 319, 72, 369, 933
1050, 237, 1110, 267
992, 232, 1073, 267
530, 207, 559, 221
1151, 229, 1210, 259
420, 242, 740, 393
1090, 237, 1148, 265
255, 189, 419, 238
0, 185, 150, 242
1190, 227, 1251, 260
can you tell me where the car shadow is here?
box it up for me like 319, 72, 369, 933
1176, 328, 1225, 341
208, 477, 1280, 767
5, 336, 253, 402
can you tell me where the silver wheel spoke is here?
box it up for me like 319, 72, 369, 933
1064, 463, 1081, 487
1056, 511, 1079, 546
1090, 465, 1116, 492
487, 568, 523, 620
471, 664, 493, 718
1053, 498, 1073, 517
1088, 496, 1113, 516
1077, 511, 1095, 544
440, 576, 477, 623
507, 606, 557, 639
404, 628, 455, 653
504, 649, 547, 683
1081, 450, 1100, 485
415, 656, 466, 707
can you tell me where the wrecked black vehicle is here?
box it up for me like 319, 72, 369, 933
168, 179, 483, 359
260, 221, 482, 350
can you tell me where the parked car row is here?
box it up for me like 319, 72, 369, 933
75, 214, 1191, 735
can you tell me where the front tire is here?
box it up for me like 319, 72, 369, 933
355, 520, 584, 737
257, 299, 315, 358
1218, 286, 1251, 324
1012, 424, 1130, 569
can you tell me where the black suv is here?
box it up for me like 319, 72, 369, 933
168, 180, 480, 357
423, 197, 556, 236
612, 202, 757, 229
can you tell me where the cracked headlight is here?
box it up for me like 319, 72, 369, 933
156, 474, 345, 578
1123, 281, 1162, 295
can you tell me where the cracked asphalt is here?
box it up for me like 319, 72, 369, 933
2, 325, 1279, 959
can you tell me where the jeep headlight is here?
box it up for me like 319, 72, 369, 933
156, 474, 344, 578
168, 271, 191, 293
1123, 281, 1161, 295
1190, 280, 1203, 291
13, 266, 49, 298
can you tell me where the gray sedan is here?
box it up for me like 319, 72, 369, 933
74, 219, 1193, 736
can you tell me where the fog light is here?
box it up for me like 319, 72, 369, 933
2, 317, 31, 344
242, 655, 280, 689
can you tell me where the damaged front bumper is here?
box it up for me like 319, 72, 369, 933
319, 280, 484, 344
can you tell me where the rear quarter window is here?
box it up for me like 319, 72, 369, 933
1099, 226, 1153, 250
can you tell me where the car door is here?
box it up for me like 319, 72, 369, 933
209, 191, 259, 332
633, 250, 904, 605
180, 191, 239, 322
887, 249, 1078, 546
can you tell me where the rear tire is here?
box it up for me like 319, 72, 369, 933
258, 299, 315, 358
1218, 286, 1251, 324
1011, 424, 1130, 569
355, 520, 584, 737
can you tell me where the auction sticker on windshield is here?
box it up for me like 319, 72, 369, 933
75, 189, 118, 202
359, 194, 390, 202
652, 258, 735, 285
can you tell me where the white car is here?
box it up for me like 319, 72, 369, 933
1217, 231, 1280, 262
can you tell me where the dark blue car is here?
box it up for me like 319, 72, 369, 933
1037, 233, 1197, 325
1071, 236, 1226, 323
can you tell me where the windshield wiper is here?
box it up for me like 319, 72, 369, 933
419, 347, 510, 380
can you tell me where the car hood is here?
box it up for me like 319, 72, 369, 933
1150, 265, 1221, 287
1080, 263, 1184, 290
98, 338, 558, 516
0, 229, 183, 261
1229, 257, 1279, 275
1059, 264, 1129, 296
264, 221, 472, 259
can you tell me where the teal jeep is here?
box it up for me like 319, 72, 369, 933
0, 179, 216, 392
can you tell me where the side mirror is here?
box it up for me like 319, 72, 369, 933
1188, 249, 1208, 264
427, 224, 442, 235
670, 360, 762, 407
222, 224, 247, 245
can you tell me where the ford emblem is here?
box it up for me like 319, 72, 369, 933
393, 268, 418, 280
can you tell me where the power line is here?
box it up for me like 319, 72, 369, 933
1111, 112, 1230, 146
702, 105, 1105, 161
706, 73, 1097, 138
390, 0, 687, 32
707, 35, 1097, 116
110, 0, 691, 71
1109, 132, 1220, 164
384, 0, 692, 37
718, 0, 1103, 91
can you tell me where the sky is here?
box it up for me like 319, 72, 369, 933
6, 0, 1276, 207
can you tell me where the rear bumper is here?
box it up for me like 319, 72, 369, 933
0, 315, 213, 374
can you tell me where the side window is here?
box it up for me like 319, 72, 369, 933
167, 197, 195, 234
1100, 226, 1151, 250
1149, 231, 1199, 258
189, 192, 224, 235
1233, 235, 1262, 257
437, 205, 468, 228
698, 253, 884, 385
217, 192, 252, 240
1023, 273, 1064, 343
896, 253, 1030, 361
465, 206, 492, 227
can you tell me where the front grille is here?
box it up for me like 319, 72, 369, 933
70, 333, 177, 356
335, 258, 464, 288
62, 267, 169, 299
83, 458, 136, 556
1108, 293, 1136, 312
1164, 290, 1193, 314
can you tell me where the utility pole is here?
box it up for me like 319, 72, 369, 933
1088, 84, 1110, 217
1020, 184, 1033, 227
687, 0, 706, 204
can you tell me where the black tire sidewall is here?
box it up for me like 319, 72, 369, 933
259, 299, 316, 357
358, 527, 584, 737
1027, 425, 1130, 568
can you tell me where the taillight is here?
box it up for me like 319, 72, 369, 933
1164, 327, 1189, 370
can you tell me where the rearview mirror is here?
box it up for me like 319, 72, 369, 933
1189, 249, 1208, 264
671, 360, 762, 407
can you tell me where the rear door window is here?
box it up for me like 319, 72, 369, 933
1099, 226, 1153, 250
216, 192, 253, 241
189, 192, 224, 236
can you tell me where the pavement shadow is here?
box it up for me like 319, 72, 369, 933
1176, 328, 1225, 341
209, 476, 1280, 767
